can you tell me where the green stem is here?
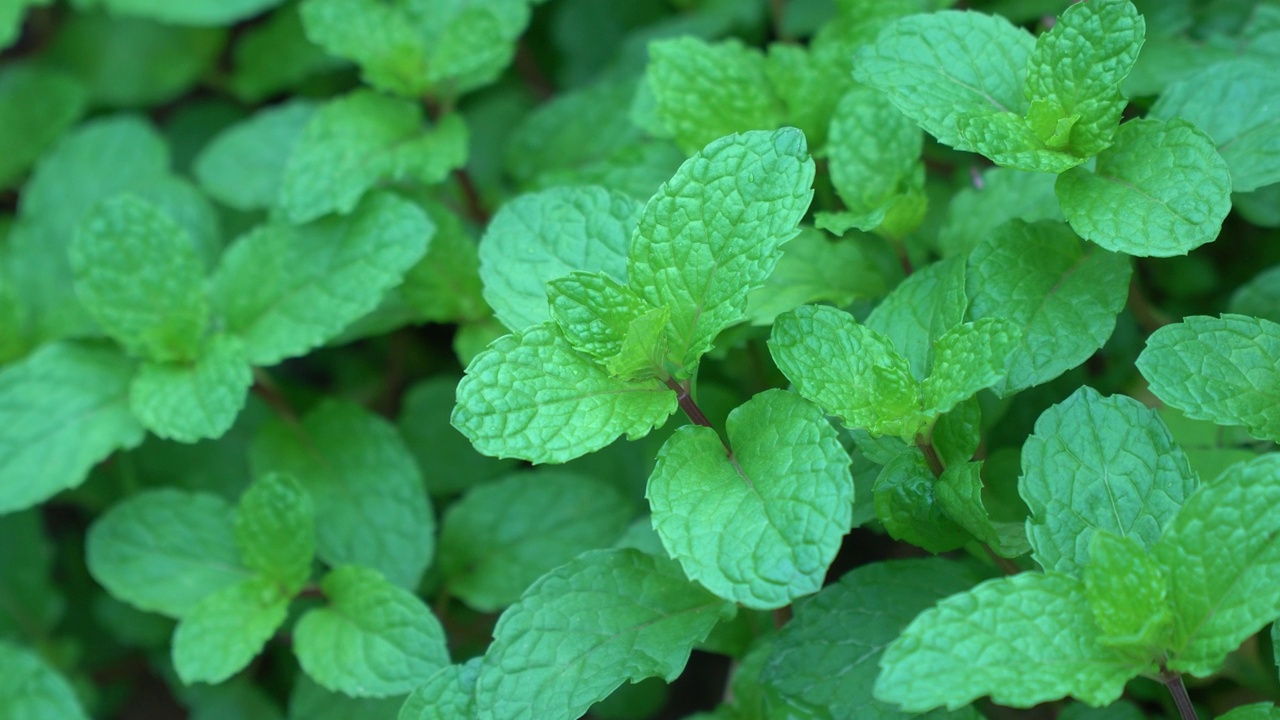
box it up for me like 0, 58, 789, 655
1160, 666, 1198, 720
663, 376, 713, 428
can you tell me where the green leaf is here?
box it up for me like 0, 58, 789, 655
1150, 57, 1280, 192
1020, 387, 1198, 576
0, 64, 85, 189
648, 389, 853, 609
744, 227, 893, 326
1156, 455, 1280, 676
875, 572, 1144, 711
0, 341, 144, 514
546, 272, 652, 365
278, 90, 467, 224
399, 200, 488, 324
966, 220, 1131, 396
629, 128, 815, 374
251, 401, 435, 590
770, 304, 925, 438
873, 449, 969, 553
761, 558, 985, 720
399, 660, 479, 720
605, 306, 671, 380
954, 108, 1086, 174
824, 86, 924, 234
288, 676, 406, 720
644, 37, 786, 154
397, 376, 517, 497
235, 473, 315, 594
1138, 314, 1280, 443
439, 470, 634, 612
921, 318, 1020, 416
452, 323, 676, 464
1217, 704, 1280, 720
295, 565, 449, 698
0, 511, 62, 640
1056, 118, 1232, 257
938, 167, 1062, 257
479, 186, 638, 332
86, 489, 251, 618
474, 549, 736, 720
865, 255, 966, 380
194, 99, 316, 212
1230, 266, 1280, 326
1083, 531, 1172, 653
172, 576, 291, 686
128, 334, 253, 443
228, 3, 346, 103
213, 191, 432, 366
936, 461, 1030, 558
852, 11, 1034, 155
73, 0, 283, 26
0, 641, 88, 720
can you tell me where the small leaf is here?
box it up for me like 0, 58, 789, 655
1083, 531, 1172, 653
744, 227, 892, 326
0, 641, 88, 720
873, 449, 969, 554
193, 99, 316, 212
936, 461, 1030, 558
173, 577, 291, 686
0, 64, 85, 189
546, 271, 652, 365
128, 333, 254, 443
397, 376, 517, 497
921, 318, 1020, 417
865, 254, 966, 380
399, 660, 480, 720
235, 473, 315, 595
825, 86, 925, 234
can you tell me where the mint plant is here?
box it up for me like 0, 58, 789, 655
3, 0, 1280, 719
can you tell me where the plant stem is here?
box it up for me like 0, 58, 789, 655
663, 376, 713, 428
1160, 666, 1199, 720
917, 436, 945, 478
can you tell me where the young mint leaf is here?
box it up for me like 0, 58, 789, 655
938, 167, 1062, 257
72, 0, 285, 26
0, 641, 88, 720
235, 473, 315, 595
876, 572, 1143, 711
399, 659, 480, 720
213, 191, 432, 366
1218, 705, 1280, 720
1150, 57, 1280, 192
648, 389, 853, 609
193, 99, 316, 212
172, 576, 291, 686
546, 271, 652, 365
0, 341, 144, 514
452, 323, 676, 464
605, 306, 671, 379
479, 186, 638, 332
954, 109, 1085, 174
251, 401, 435, 590
865, 255, 966, 380
438, 470, 634, 612
0, 64, 85, 189
761, 558, 986, 720
278, 90, 467, 224
629, 128, 815, 375
86, 489, 251, 618
298, 0, 428, 97
295, 565, 449, 698
770, 304, 926, 438
1156, 455, 1280, 676
644, 37, 786, 154
474, 549, 736, 720
1056, 118, 1232, 257
936, 462, 1030, 558
966, 220, 1131, 396
1020, 387, 1198, 576
873, 450, 969, 553
921, 318, 1020, 417
397, 376, 517, 497
1083, 530, 1172, 653
128, 333, 253, 443
932, 397, 982, 469
745, 227, 893, 326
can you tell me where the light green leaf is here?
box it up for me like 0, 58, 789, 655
474, 549, 736, 720
1217, 704, 1280, 720
547, 272, 651, 363
966, 220, 1130, 396
875, 572, 1143, 711
770, 304, 925, 438
921, 318, 1020, 417
194, 99, 316, 212
0, 64, 85, 189
825, 85, 924, 234
1020, 387, 1198, 576
865, 255, 966, 380
605, 306, 671, 380
128, 334, 253, 443
213, 191, 432, 366
479, 186, 638, 333
250, 401, 435, 590
72, 0, 283, 26
932, 397, 982, 469
648, 389, 853, 609
852, 11, 1034, 154
1156, 455, 1280, 676
298, 0, 426, 96
439, 470, 633, 612
399, 660, 479, 720
397, 375, 517, 497
873, 449, 969, 554
761, 558, 985, 720
172, 576, 291, 685
1138, 314, 1280, 442
1083, 530, 1171, 653
235, 473, 315, 594
0, 341, 144, 514
1056, 118, 1232, 257
295, 565, 449, 698
0, 641, 88, 720
745, 227, 893, 326
629, 128, 815, 374
954, 110, 1085, 173
452, 323, 676, 464
938, 167, 1062, 257
936, 461, 1030, 558
86, 489, 251, 618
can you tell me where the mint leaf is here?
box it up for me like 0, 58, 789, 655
648, 389, 853, 608
546, 271, 652, 366
172, 576, 291, 685
397, 376, 517, 497
72, 0, 284, 26
288, 675, 406, 720
228, 3, 346, 103
452, 323, 676, 464
251, 401, 434, 590
399, 200, 488, 324
298, 0, 427, 97
744, 227, 892, 326
1138, 314, 1280, 442
86, 489, 250, 617
873, 449, 969, 553
193, 99, 316, 212
865, 255, 966, 380
770, 304, 926, 438
1083, 530, 1172, 653
761, 558, 985, 720
1056, 118, 1232, 256
1156, 455, 1280, 676
875, 572, 1142, 711
824, 85, 924, 235
938, 167, 1062, 257
213, 191, 431, 366
128, 334, 253, 443
295, 565, 449, 698
966, 220, 1131, 396
0, 641, 88, 720
474, 549, 735, 720
0, 342, 144, 513
1218, 705, 1280, 720
479, 186, 638, 332
235, 473, 315, 594
955, 108, 1086, 174
1020, 387, 1197, 576
936, 461, 1030, 558
0, 64, 85, 189
399, 660, 479, 720
439, 470, 634, 612
0, 511, 61, 641
921, 318, 1020, 416
629, 128, 815, 374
